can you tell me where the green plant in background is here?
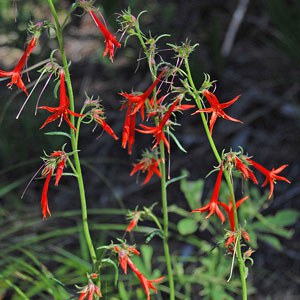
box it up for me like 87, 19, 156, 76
0, 1, 294, 300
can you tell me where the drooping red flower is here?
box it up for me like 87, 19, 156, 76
38, 69, 83, 131
126, 211, 142, 232
78, 280, 102, 300
114, 245, 164, 300
219, 196, 248, 231
234, 157, 258, 184
0, 35, 38, 95
92, 109, 118, 140
247, 159, 290, 199
119, 70, 166, 154
136, 98, 180, 153
193, 90, 242, 134
41, 167, 53, 219
88, 9, 121, 61
130, 155, 161, 185
40, 150, 68, 219
192, 167, 226, 223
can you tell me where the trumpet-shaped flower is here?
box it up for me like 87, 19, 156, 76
130, 151, 161, 185
0, 36, 38, 95
89, 10, 121, 61
114, 245, 164, 300
119, 70, 166, 154
247, 159, 290, 199
192, 167, 225, 223
234, 157, 258, 184
92, 109, 118, 140
38, 70, 83, 131
136, 99, 180, 153
219, 196, 248, 231
78, 280, 102, 300
193, 90, 242, 134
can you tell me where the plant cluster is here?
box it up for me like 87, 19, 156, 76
0, 1, 293, 299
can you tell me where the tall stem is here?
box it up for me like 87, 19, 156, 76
184, 58, 247, 299
159, 142, 175, 300
47, 0, 97, 267
135, 24, 175, 299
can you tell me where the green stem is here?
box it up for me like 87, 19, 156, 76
159, 142, 175, 300
184, 58, 247, 299
134, 21, 175, 299
47, 0, 97, 267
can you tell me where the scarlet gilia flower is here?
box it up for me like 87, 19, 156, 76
38, 69, 83, 131
78, 280, 102, 300
219, 196, 248, 231
92, 109, 118, 140
247, 159, 290, 199
0, 35, 38, 95
193, 90, 242, 134
234, 157, 258, 184
88, 9, 121, 61
40, 150, 67, 219
114, 245, 164, 300
136, 98, 180, 153
130, 150, 161, 185
126, 211, 142, 232
192, 167, 226, 223
225, 228, 250, 253
119, 70, 166, 154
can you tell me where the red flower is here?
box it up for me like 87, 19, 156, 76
192, 167, 226, 223
78, 280, 102, 300
38, 70, 83, 131
234, 157, 258, 184
92, 109, 118, 140
119, 70, 165, 154
0, 36, 38, 95
114, 245, 164, 300
89, 10, 121, 61
136, 99, 180, 153
193, 90, 242, 134
41, 167, 53, 219
126, 211, 142, 232
219, 196, 248, 231
130, 154, 161, 185
247, 159, 290, 199
40, 150, 67, 219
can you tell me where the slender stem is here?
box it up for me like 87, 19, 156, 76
47, 0, 97, 267
135, 21, 175, 299
159, 142, 175, 300
184, 58, 247, 299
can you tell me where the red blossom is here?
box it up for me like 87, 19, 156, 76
0, 36, 38, 95
114, 245, 164, 300
247, 159, 290, 199
89, 10, 121, 61
92, 109, 118, 140
38, 70, 83, 131
119, 70, 166, 154
234, 157, 258, 184
193, 90, 242, 134
78, 280, 102, 300
130, 156, 161, 185
219, 196, 248, 231
192, 167, 226, 223
136, 99, 180, 153
41, 168, 53, 219
40, 150, 68, 219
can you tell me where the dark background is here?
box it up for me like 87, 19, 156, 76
0, 0, 299, 299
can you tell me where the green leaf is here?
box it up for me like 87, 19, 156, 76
168, 131, 187, 153
180, 170, 204, 210
177, 217, 198, 235
270, 209, 299, 227
44, 131, 71, 139
260, 234, 282, 251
